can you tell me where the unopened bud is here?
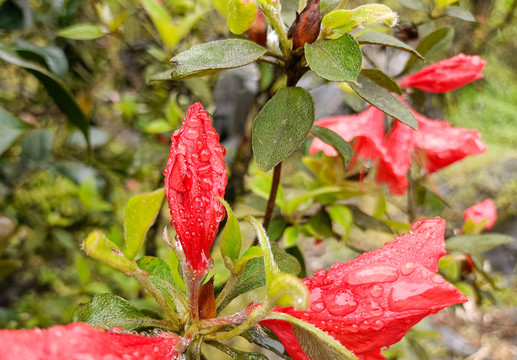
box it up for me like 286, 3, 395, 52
288, 0, 321, 50
246, 10, 267, 46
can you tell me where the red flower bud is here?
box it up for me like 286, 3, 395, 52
0, 323, 181, 359
288, 0, 322, 49
262, 218, 467, 358
246, 10, 267, 46
463, 198, 497, 231
164, 103, 227, 272
400, 54, 486, 93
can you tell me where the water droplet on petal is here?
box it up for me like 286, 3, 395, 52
400, 262, 417, 275
372, 320, 384, 330
185, 127, 199, 140
369, 284, 384, 297
325, 289, 358, 316
432, 274, 445, 284
369, 300, 384, 317
310, 301, 326, 313
350, 324, 359, 333
200, 148, 211, 162
343, 264, 399, 285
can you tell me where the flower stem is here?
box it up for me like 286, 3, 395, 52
263, 162, 282, 229
214, 270, 241, 312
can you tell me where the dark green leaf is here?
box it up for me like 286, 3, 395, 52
266, 219, 287, 242
208, 341, 269, 360
14, 39, 69, 77
0, 0, 32, 31
73, 294, 160, 330
442, 6, 475, 22
219, 197, 242, 268
346, 204, 393, 233
305, 35, 362, 82
0, 107, 32, 156
356, 31, 423, 60
165, 39, 267, 80
360, 68, 402, 95
306, 209, 335, 238
403, 27, 454, 74
347, 74, 417, 129
252, 87, 315, 172
446, 234, 514, 255
285, 245, 306, 278
124, 188, 165, 260
0, 47, 90, 145
311, 125, 353, 166
266, 313, 357, 360
20, 129, 53, 165
242, 328, 292, 360
396, 0, 429, 11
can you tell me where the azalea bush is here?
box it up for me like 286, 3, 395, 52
1, 0, 516, 359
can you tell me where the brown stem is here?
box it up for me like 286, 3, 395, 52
407, 170, 416, 223
263, 162, 282, 229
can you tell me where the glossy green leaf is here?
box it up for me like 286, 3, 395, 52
228, 0, 257, 35
253, 87, 315, 172
442, 6, 475, 22
360, 68, 402, 95
58, 23, 107, 40
0, 107, 32, 156
311, 125, 353, 166
446, 234, 514, 255
268, 273, 309, 309
234, 246, 263, 274
322, 5, 397, 34
403, 27, 454, 74
83, 230, 136, 275
356, 31, 423, 60
124, 188, 165, 260
305, 35, 362, 82
219, 197, 242, 269
347, 74, 417, 129
396, 0, 429, 11
73, 294, 164, 330
266, 312, 357, 360
14, 39, 69, 78
0, 47, 90, 145
328, 204, 353, 241
165, 39, 267, 80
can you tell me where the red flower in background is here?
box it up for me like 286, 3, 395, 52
400, 54, 486, 93
262, 218, 467, 359
0, 323, 181, 360
463, 198, 497, 230
164, 102, 228, 272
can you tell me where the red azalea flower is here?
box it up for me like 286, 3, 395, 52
0, 322, 181, 360
261, 218, 467, 359
163, 102, 228, 272
310, 106, 386, 162
463, 198, 497, 230
400, 54, 487, 93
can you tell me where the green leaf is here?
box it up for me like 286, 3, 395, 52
0, 47, 90, 145
124, 188, 165, 260
446, 234, 514, 255
234, 246, 263, 274
247, 172, 285, 210
246, 216, 280, 287
252, 87, 315, 172
347, 74, 417, 129
83, 230, 137, 275
442, 6, 475, 22
0, 0, 32, 31
356, 31, 423, 60
311, 125, 353, 166
360, 68, 402, 95
0, 107, 32, 155
73, 293, 162, 330
305, 209, 335, 238
219, 197, 242, 268
58, 23, 107, 40
286, 186, 343, 214
144, 119, 174, 134
228, 0, 257, 35
140, 0, 175, 47
14, 40, 69, 78
322, 5, 397, 34
165, 39, 267, 80
347, 204, 393, 233
20, 129, 53, 165
242, 328, 292, 360
328, 204, 353, 241
265, 312, 358, 360
403, 27, 454, 74
305, 35, 362, 82
396, 0, 429, 11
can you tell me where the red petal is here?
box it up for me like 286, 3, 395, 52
0, 323, 181, 360
164, 103, 227, 271
463, 198, 497, 230
358, 350, 386, 360
400, 54, 486, 93
263, 218, 467, 356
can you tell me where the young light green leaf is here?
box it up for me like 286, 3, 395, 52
265, 312, 358, 360
124, 188, 165, 260
168, 40, 267, 80
245, 216, 279, 286
83, 230, 136, 275
252, 87, 315, 172
234, 246, 263, 274
268, 273, 309, 309
446, 234, 514, 255
346, 204, 393, 233
322, 5, 397, 34
219, 197, 242, 268
356, 31, 423, 60
228, 0, 258, 35
360, 68, 402, 94
0, 107, 32, 156
402, 27, 454, 74
58, 23, 107, 40
247, 172, 286, 210
285, 186, 343, 215
347, 74, 417, 129
311, 126, 353, 166
305, 35, 362, 82
73, 293, 165, 330
328, 204, 353, 241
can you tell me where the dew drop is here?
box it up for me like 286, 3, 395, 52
185, 127, 199, 140
310, 301, 326, 313
325, 289, 358, 316
369, 300, 384, 317
388, 280, 441, 312
198, 163, 211, 175
372, 320, 384, 330
369, 284, 384, 297
350, 324, 359, 333
343, 264, 399, 285
200, 148, 211, 162
199, 177, 213, 191
400, 262, 417, 276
